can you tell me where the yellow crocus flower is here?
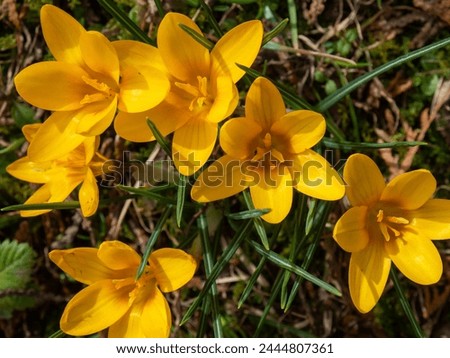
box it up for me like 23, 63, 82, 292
333, 153, 450, 313
14, 4, 169, 161
114, 12, 263, 176
6, 123, 106, 217
49, 240, 197, 338
191, 77, 345, 223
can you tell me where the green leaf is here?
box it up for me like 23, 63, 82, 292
0, 240, 37, 318
180, 220, 253, 325
146, 119, 172, 157
242, 190, 269, 249
97, 0, 155, 45
226, 208, 271, 220
250, 240, 342, 297
135, 206, 172, 280
179, 24, 214, 51
176, 174, 187, 227
262, 19, 289, 46
317, 36, 450, 112
322, 137, 428, 150
11, 102, 36, 127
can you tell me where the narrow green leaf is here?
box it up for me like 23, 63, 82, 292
242, 190, 269, 249
391, 266, 425, 338
322, 137, 428, 150
262, 18, 289, 46
153, 0, 164, 17
1, 201, 80, 211
199, 0, 223, 37
146, 119, 172, 157
197, 214, 223, 337
250, 241, 341, 297
254, 271, 283, 336
135, 206, 172, 280
237, 223, 282, 308
317, 37, 450, 112
287, 0, 298, 49
180, 220, 253, 325
49, 329, 67, 338
97, 0, 155, 45
176, 174, 187, 228
226, 208, 271, 220
0, 138, 25, 154
179, 24, 214, 51
285, 201, 333, 311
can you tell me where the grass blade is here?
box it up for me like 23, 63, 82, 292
179, 24, 214, 50
146, 118, 172, 157
226, 208, 271, 220
250, 240, 341, 297
180, 220, 253, 325
1, 201, 80, 211
199, 0, 223, 37
176, 174, 187, 228
391, 266, 425, 338
237, 223, 282, 308
135, 206, 172, 280
242, 190, 269, 249
262, 18, 289, 46
197, 214, 223, 337
317, 36, 450, 112
322, 138, 428, 150
97, 0, 155, 45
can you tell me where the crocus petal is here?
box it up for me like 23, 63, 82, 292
157, 13, 210, 82
410, 199, 450, 239
78, 168, 99, 217
112, 40, 168, 75
22, 123, 41, 143
40, 4, 85, 65
349, 238, 391, 313
118, 65, 170, 113
191, 155, 248, 202
385, 231, 442, 285
74, 98, 117, 136
220, 117, 261, 159
245, 77, 286, 131
249, 166, 293, 224
271, 110, 326, 153
80, 31, 119, 82
172, 119, 218, 176
60, 279, 133, 336
27, 111, 85, 162
49, 247, 122, 284
109, 286, 171, 338
6, 157, 51, 184
381, 169, 436, 210
115, 99, 190, 142
343, 154, 385, 207
97, 240, 141, 272
14, 62, 90, 111
206, 76, 238, 123
150, 248, 197, 292
333, 206, 370, 252
211, 20, 263, 83
291, 149, 345, 200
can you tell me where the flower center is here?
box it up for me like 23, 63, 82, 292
251, 132, 286, 167
129, 267, 155, 303
175, 76, 211, 112
376, 208, 409, 241
80, 75, 117, 105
